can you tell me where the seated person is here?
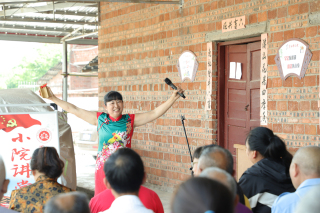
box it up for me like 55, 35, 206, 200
172, 177, 234, 213
9, 147, 72, 213
200, 167, 252, 213
99, 148, 155, 213
239, 127, 295, 213
197, 145, 251, 209
272, 146, 320, 213
0, 155, 17, 212
89, 185, 163, 213
45, 192, 90, 213
191, 146, 204, 175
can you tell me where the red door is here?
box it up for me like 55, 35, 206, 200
223, 41, 261, 156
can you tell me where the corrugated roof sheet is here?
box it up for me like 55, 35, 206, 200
0, 1, 99, 44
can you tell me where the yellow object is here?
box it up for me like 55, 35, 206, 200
107, 133, 122, 143
244, 195, 251, 210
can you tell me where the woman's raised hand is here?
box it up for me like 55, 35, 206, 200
171, 86, 185, 100
39, 86, 55, 100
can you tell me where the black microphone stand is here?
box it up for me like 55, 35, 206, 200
181, 115, 194, 176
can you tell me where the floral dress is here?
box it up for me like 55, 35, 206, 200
95, 112, 135, 195
8, 175, 72, 213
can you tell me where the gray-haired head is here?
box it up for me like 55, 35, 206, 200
198, 146, 234, 175
292, 146, 320, 176
200, 167, 237, 199
44, 192, 90, 213
294, 184, 320, 213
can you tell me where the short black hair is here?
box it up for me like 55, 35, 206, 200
104, 91, 123, 105
30, 147, 64, 179
104, 148, 144, 194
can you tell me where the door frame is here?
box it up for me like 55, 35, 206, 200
217, 36, 261, 147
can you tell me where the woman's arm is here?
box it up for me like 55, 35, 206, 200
40, 87, 98, 126
134, 88, 184, 128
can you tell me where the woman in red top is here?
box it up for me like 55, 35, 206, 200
42, 86, 184, 195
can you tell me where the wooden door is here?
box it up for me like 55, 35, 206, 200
223, 41, 261, 156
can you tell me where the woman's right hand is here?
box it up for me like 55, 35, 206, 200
39, 86, 55, 100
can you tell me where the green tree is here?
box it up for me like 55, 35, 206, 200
6, 44, 62, 89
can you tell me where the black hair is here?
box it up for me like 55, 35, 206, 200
193, 146, 204, 159
44, 192, 90, 213
30, 147, 64, 179
246, 127, 292, 173
172, 177, 234, 213
104, 91, 123, 105
104, 148, 144, 194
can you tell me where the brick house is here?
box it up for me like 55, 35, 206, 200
98, 1, 320, 191
38, 44, 99, 99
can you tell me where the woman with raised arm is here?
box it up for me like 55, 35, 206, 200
41, 86, 184, 195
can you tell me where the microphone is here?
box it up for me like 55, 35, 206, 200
164, 78, 186, 99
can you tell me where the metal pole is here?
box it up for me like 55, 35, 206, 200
181, 115, 193, 176
62, 41, 68, 102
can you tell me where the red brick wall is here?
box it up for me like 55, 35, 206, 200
99, 1, 320, 191
69, 45, 99, 91
48, 44, 99, 99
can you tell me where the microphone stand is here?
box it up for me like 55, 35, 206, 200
181, 115, 194, 176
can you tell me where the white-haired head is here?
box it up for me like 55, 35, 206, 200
290, 146, 320, 189
199, 167, 237, 199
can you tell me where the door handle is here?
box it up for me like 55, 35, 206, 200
245, 104, 249, 111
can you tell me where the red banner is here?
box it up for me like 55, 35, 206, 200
0, 114, 41, 133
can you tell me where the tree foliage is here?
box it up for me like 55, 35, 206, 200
6, 44, 62, 89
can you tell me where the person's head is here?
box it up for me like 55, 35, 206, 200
196, 146, 233, 176
0, 155, 9, 201
192, 146, 204, 174
103, 148, 144, 196
30, 147, 64, 180
289, 146, 320, 189
44, 192, 90, 213
199, 167, 237, 200
104, 91, 123, 118
172, 177, 234, 213
246, 127, 292, 172
294, 184, 320, 213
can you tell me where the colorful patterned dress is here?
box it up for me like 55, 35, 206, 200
8, 175, 72, 213
95, 112, 135, 195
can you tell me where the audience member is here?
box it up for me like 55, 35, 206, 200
197, 145, 251, 209
200, 167, 252, 213
172, 177, 234, 213
294, 184, 320, 213
89, 185, 163, 213
192, 146, 204, 174
0, 155, 16, 212
44, 192, 90, 213
272, 146, 320, 213
99, 148, 154, 213
239, 127, 295, 213
9, 147, 72, 213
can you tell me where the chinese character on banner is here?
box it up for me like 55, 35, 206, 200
260, 33, 268, 125
11, 148, 31, 161
12, 163, 31, 178
0, 112, 60, 197
15, 180, 32, 189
